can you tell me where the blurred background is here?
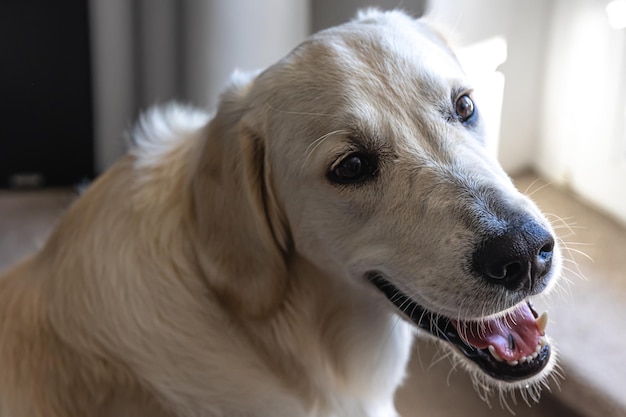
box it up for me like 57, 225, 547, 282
1, 0, 625, 416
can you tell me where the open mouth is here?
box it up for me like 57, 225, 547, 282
368, 274, 551, 382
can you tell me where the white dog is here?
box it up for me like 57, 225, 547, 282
0, 9, 561, 417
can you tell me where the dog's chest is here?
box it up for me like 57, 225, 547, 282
282, 292, 415, 417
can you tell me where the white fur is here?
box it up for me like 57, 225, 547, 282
0, 9, 560, 417
130, 104, 210, 170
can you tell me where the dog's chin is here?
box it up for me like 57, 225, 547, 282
367, 274, 555, 388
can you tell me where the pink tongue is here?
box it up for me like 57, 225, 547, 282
451, 304, 540, 361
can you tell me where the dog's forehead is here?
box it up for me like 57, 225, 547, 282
258, 14, 467, 136
248, 12, 476, 161
304, 16, 464, 97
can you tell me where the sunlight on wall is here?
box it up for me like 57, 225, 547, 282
426, 0, 553, 175
456, 37, 507, 158
538, 0, 626, 226
607, 0, 626, 29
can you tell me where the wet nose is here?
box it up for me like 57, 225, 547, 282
473, 219, 555, 291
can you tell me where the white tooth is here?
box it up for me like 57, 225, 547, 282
535, 343, 542, 353
507, 360, 519, 366
488, 345, 504, 362
539, 336, 548, 347
536, 311, 549, 335
519, 356, 527, 363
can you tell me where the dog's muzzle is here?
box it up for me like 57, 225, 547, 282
368, 274, 551, 382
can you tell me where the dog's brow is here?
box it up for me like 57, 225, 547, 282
303, 129, 352, 170
264, 102, 335, 118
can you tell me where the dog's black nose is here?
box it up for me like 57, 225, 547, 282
473, 219, 555, 291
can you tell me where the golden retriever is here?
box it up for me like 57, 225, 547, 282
0, 9, 561, 417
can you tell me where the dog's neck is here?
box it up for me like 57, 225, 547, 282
229, 254, 415, 415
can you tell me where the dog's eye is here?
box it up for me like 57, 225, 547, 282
455, 94, 475, 122
328, 153, 376, 184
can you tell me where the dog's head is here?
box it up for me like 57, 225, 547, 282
197, 9, 561, 392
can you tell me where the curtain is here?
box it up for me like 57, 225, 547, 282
89, 0, 309, 172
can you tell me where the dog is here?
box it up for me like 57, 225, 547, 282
0, 9, 561, 417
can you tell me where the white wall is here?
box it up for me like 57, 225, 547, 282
312, 0, 426, 31
538, 0, 626, 225
427, 0, 552, 175
91, 0, 576, 184
427, 0, 626, 224
89, 0, 136, 173
90, 0, 310, 173
137, 0, 180, 107
183, 0, 309, 110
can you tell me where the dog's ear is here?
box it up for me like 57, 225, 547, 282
192, 71, 290, 317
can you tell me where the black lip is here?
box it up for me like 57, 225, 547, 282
368, 274, 551, 382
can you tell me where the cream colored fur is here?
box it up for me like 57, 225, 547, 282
0, 10, 560, 417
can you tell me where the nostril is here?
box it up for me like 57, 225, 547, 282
478, 247, 532, 290
534, 236, 555, 280
503, 261, 523, 280
485, 260, 525, 281
540, 241, 554, 254
473, 219, 555, 292
538, 241, 554, 260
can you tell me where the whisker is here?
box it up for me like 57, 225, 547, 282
523, 179, 553, 198
561, 265, 585, 281
499, 390, 516, 415
445, 359, 459, 386
522, 177, 544, 195
558, 241, 593, 247
427, 345, 454, 370
561, 246, 594, 263
302, 129, 350, 170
